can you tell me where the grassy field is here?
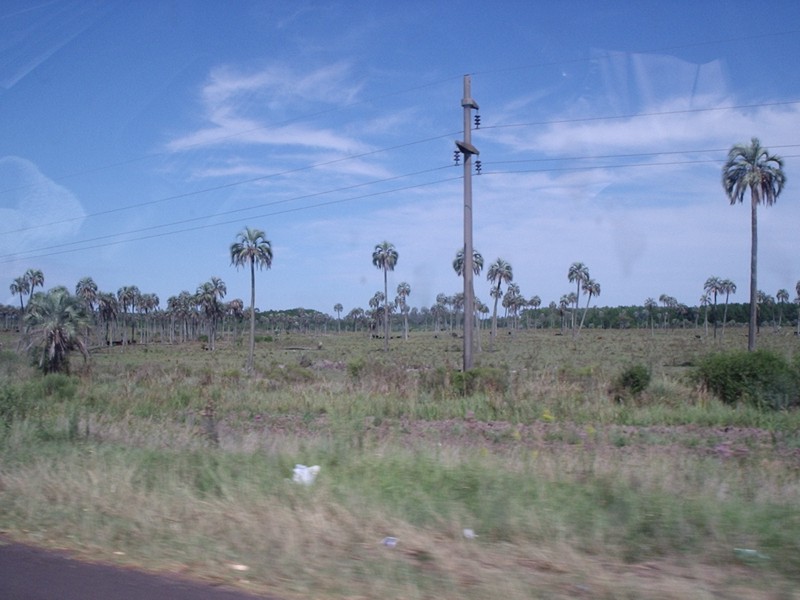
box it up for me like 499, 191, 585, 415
1, 327, 799, 599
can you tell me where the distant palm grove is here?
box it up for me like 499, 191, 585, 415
5, 258, 800, 372
4, 139, 796, 372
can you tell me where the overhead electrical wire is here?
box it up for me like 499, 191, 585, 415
4, 99, 797, 238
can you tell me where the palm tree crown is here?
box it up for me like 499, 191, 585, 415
722, 138, 785, 351
453, 248, 484, 277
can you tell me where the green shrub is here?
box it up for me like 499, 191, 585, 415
450, 367, 508, 397
694, 350, 799, 410
611, 364, 651, 402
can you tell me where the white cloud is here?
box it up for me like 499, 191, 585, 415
0, 156, 85, 256
166, 62, 368, 154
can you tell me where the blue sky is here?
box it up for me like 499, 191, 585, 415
2, 0, 800, 316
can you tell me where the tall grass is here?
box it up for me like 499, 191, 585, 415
0, 328, 799, 599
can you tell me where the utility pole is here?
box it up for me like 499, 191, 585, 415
456, 75, 479, 371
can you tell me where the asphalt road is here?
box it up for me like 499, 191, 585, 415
0, 540, 274, 600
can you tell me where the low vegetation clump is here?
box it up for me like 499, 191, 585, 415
0, 328, 799, 599
695, 349, 800, 410
610, 363, 651, 402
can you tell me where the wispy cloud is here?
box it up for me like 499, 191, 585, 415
0, 156, 85, 256
166, 62, 368, 155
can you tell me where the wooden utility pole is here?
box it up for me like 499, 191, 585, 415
456, 75, 479, 371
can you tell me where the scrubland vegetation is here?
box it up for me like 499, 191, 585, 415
1, 327, 799, 599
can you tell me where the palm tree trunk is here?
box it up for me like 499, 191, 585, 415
383, 269, 389, 352
578, 293, 593, 332
248, 258, 256, 372
748, 197, 758, 351
721, 295, 730, 339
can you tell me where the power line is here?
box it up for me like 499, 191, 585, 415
0, 169, 460, 264
479, 100, 800, 131
6, 97, 796, 238
0, 131, 460, 236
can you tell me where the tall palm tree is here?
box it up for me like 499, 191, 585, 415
226, 298, 245, 344
75, 276, 99, 345
454, 248, 484, 346
703, 276, 723, 339
776, 288, 789, 328
371, 241, 398, 352
23, 287, 90, 374
196, 277, 226, 350
558, 294, 571, 333
333, 303, 343, 333
97, 292, 118, 345
567, 262, 589, 335
396, 282, 411, 340
719, 279, 737, 338
24, 268, 45, 308
486, 258, 513, 348
722, 138, 786, 351
230, 227, 273, 373
502, 283, 521, 329
578, 278, 601, 332
116, 285, 140, 346
10, 276, 30, 311
644, 297, 657, 332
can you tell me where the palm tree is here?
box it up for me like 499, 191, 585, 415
371, 241, 398, 352
230, 227, 273, 373
700, 293, 710, 334
486, 258, 513, 348
24, 268, 44, 308
75, 276, 99, 345
644, 297, 657, 332
23, 287, 90, 374
578, 278, 601, 332
196, 277, 226, 350
333, 303, 343, 333
776, 288, 789, 328
10, 276, 30, 311
75, 277, 98, 313
703, 276, 723, 339
454, 248, 484, 347
567, 262, 589, 335
226, 298, 245, 344
719, 279, 737, 338
723, 138, 786, 351
502, 283, 521, 329
453, 248, 484, 277
396, 282, 411, 340
97, 292, 118, 345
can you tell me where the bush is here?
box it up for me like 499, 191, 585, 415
611, 364, 651, 402
450, 367, 508, 397
694, 350, 799, 410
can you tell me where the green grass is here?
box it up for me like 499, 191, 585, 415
0, 328, 799, 599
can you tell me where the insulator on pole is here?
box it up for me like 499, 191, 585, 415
454, 150, 461, 165
475, 160, 482, 174
474, 114, 481, 129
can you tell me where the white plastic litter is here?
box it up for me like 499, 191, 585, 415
462, 528, 477, 539
292, 464, 320, 485
381, 537, 398, 548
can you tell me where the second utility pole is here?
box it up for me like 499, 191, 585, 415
456, 75, 479, 371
